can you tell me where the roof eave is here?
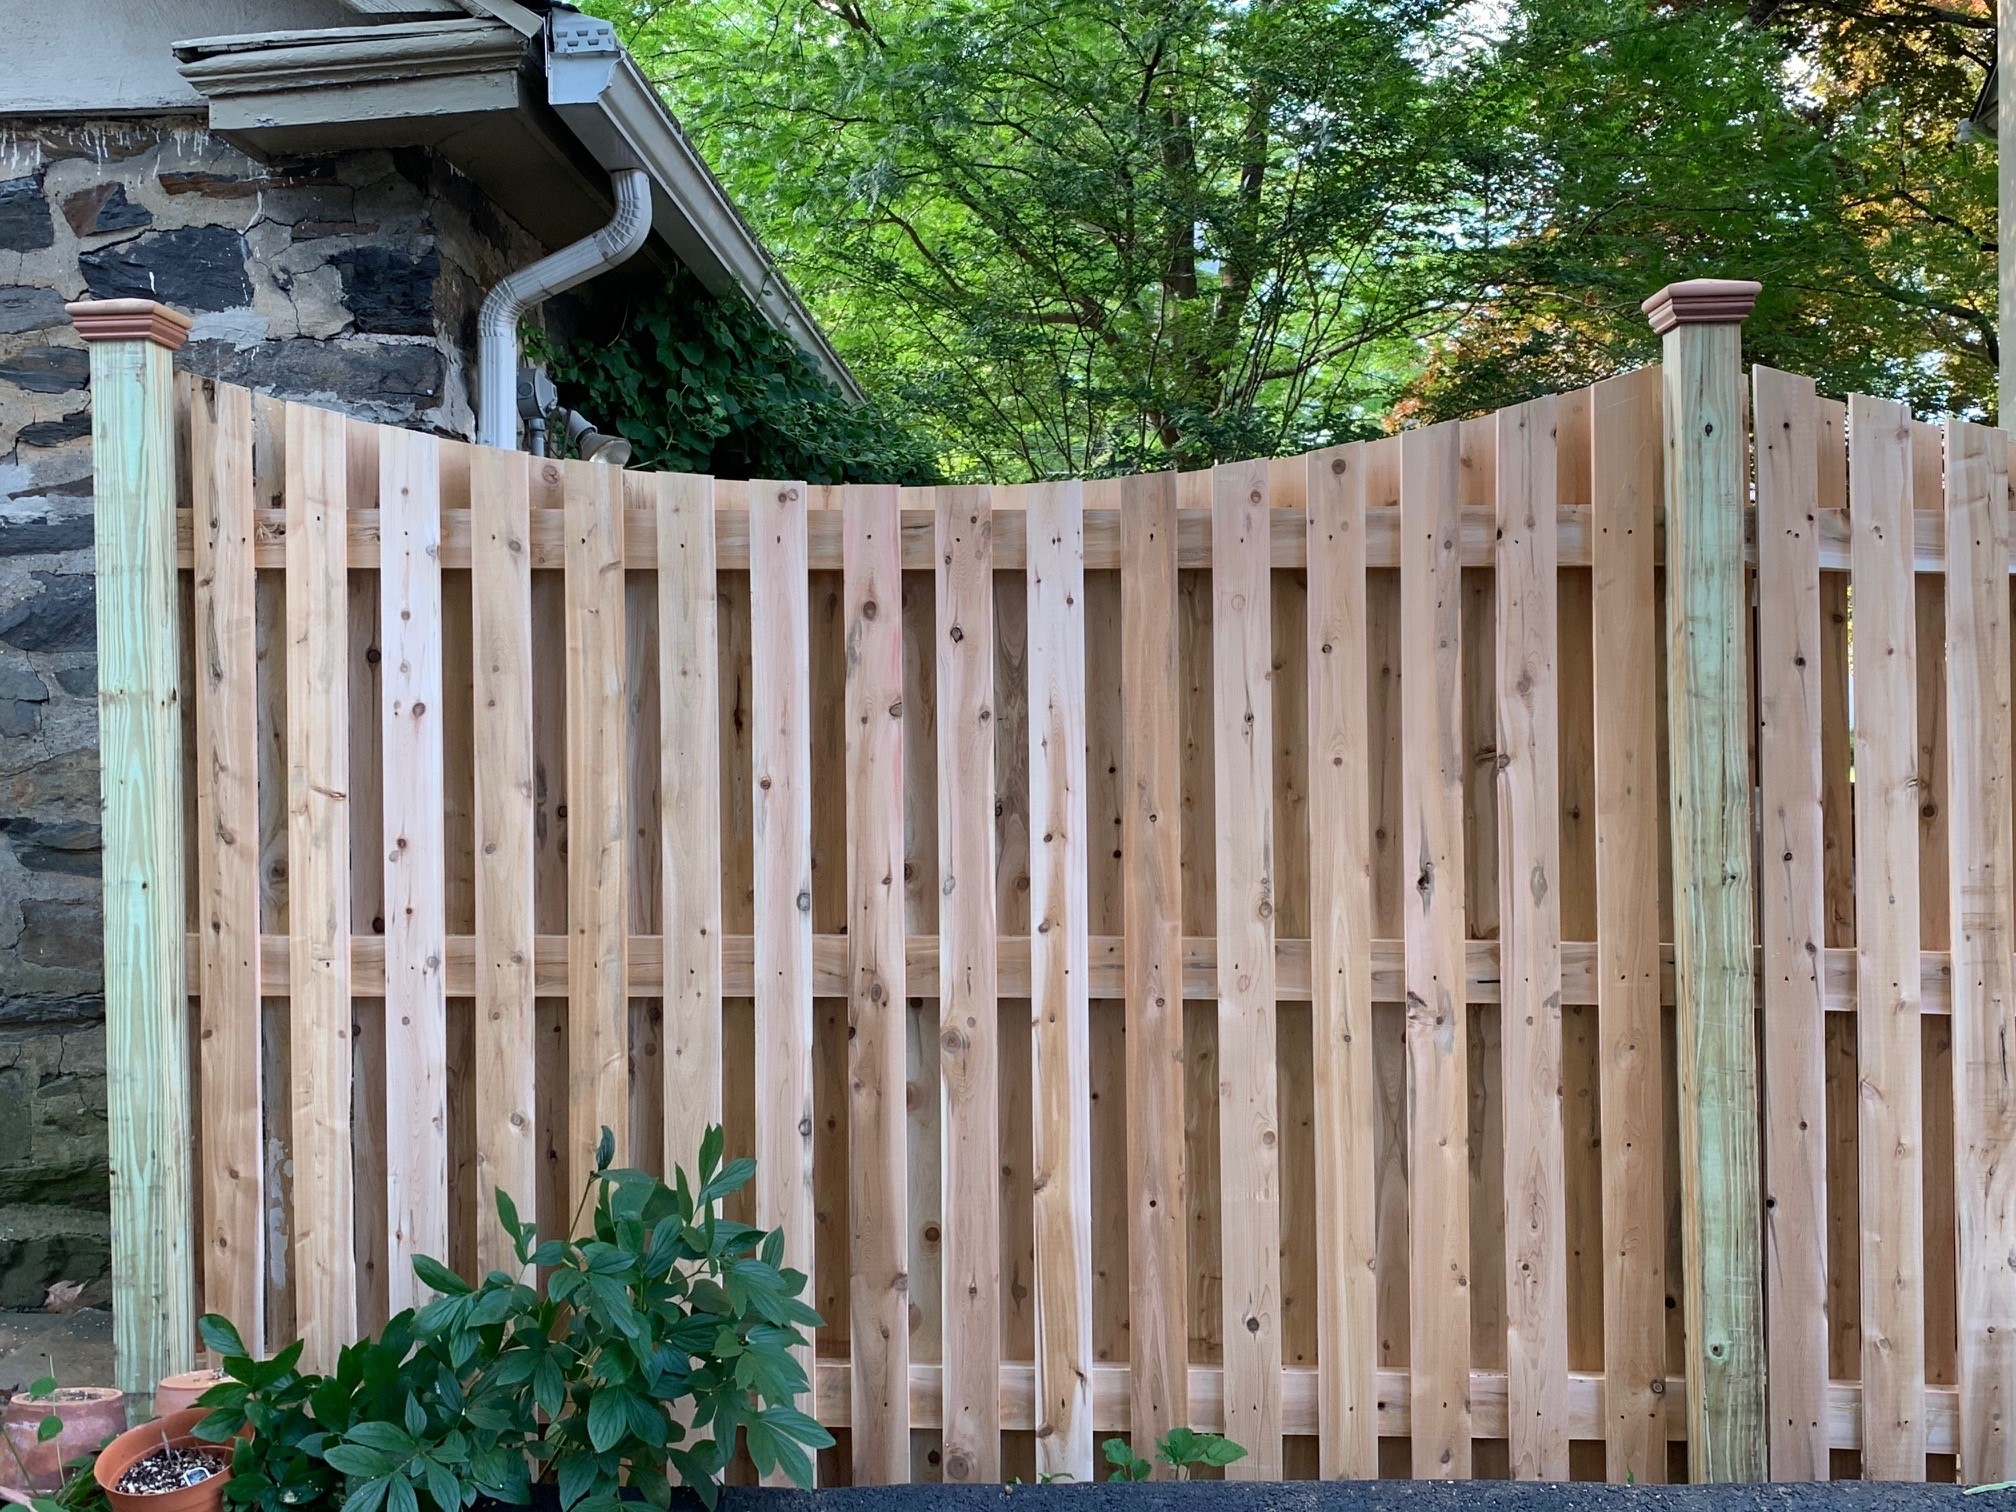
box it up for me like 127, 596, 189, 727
172, 15, 861, 400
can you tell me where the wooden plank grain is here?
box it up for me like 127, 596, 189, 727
1305, 445, 1376, 1478
1121, 471, 1188, 1467
1849, 393, 1927, 1481
1590, 368, 1669, 1484
1494, 398, 1570, 1480
192, 378, 264, 1349
1753, 366, 1831, 1480
1029, 482, 1095, 1482
750, 480, 818, 1448
1401, 422, 1472, 1478
183, 490, 2016, 579
935, 485, 1001, 1485
471, 446, 537, 1278
1213, 460, 1284, 1479
1661, 323, 1766, 1480
379, 426, 449, 1306
347, 423, 388, 1328
1944, 420, 2016, 1485
563, 460, 629, 1195
656, 474, 724, 1173
285, 400, 356, 1371
845, 484, 912, 1482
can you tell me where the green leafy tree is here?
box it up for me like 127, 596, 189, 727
1402, 0, 1996, 419
592, 0, 1997, 472
595, 0, 1463, 477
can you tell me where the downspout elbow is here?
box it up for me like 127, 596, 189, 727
477, 166, 653, 450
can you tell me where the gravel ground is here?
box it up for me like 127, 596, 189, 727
0, 1308, 112, 1393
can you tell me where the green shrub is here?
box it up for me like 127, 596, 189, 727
533, 279, 940, 485
197, 1126, 827, 1512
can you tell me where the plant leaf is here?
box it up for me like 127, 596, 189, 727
586, 1389, 631, 1453
412, 1255, 472, 1298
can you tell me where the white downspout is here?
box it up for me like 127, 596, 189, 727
476, 166, 653, 450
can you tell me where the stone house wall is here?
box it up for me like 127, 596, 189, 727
0, 116, 551, 1309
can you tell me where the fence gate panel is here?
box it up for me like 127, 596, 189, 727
159, 360, 2016, 1487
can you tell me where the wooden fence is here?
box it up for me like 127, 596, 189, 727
66, 289, 2016, 1487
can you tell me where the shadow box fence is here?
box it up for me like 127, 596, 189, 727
66, 280, 2016, 1489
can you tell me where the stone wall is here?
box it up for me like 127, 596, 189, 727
0, 117, 550, 1309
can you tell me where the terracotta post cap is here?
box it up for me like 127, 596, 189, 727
65, 298, 193, 351
1641, 279, 1762, 336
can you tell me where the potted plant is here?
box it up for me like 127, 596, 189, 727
194, 1126, 826, 1512
92, 1412, 231, 1512
1, 1383, 125, 1495
0, 1430, 110, 1512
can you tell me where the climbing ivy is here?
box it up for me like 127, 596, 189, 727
533, 276, 939, 485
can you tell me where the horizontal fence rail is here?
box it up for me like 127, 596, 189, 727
138, 348, 2016, 1489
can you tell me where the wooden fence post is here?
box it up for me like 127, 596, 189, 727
1642, 278, 1767, 1481
67, 298, 196, 1413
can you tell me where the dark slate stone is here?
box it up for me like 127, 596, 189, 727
0, 818, 100, 876
0, 993, 103, 1028
0, 573, 94, 652
0, 748, 98, 818
16, 410, 90, 448
0, 286, 69, 337
77, 224, 252, 312
52, 664, 95, 697
0, 1069, 25, 1168
332, 245, 440, 335
184, 336, 445, 408
0, 174, 53, 253
15, 898, 101, 970
0, 518, 94, 556
0, 346, 88, 395
0, 1152, 110, 1208
59, 183, 151, 238
0, 666, 47, 738
0, 667, 46, 702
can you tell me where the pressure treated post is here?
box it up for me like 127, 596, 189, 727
1642, 278, 1767, 1482
68, 298, 196, 1415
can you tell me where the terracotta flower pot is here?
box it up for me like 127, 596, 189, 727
149, 1374, 225, 1422
0, 1386, 127, 1493
92, 1410, 232, 1512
